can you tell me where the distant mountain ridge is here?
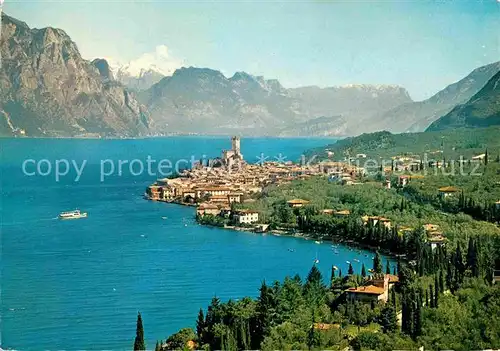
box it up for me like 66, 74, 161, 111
367, 61, 500, 133
1, 13, 498, 138
0, 13, 151, 137
139, 67, 413, 136
427, 70, 500, 131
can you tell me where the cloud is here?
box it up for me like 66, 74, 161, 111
112, 45, 185, 77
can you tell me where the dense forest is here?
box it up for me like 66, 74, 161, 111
135, 250, 499, 350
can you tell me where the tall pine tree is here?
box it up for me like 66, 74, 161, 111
439, 270, 445, 293
373, 252, 383, 273
454, 243, 465, 285
414, 296, 423, 338
133, 312, 146, 351
429, 285, 434, 308
256, 281, 275, 345
196, 308, 206, 343
348, 263, 354, 275
434, 282, 439, 308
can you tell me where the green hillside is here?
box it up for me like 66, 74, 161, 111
427, 71, 500, 131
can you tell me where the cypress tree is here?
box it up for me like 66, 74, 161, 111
373, 252, 383, 273
348, 263, 354, 275
434, 275, 440, 295
390, 287, 397, 307
434, 282, 439, 308
154, 341, 161, 351
467, 238, 474, 270
439, 270, 445, 293
429, 285, 434, 308
256, 281, 274, 345
414, 297, 423, 338
446, 261, 453, 290
133, 312, 146, 351
425, 289, 429, 306
386, 260, 391, 275
467, 238, 480, 277
307, 310, 319, 350
455, 243, 464, 284
401, 292, 414, 336
339, 269, 342, 277
361, 263, 367, 277
485, 148, 488, 165
196, 308, 206, 342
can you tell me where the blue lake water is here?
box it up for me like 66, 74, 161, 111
0, 136, 393, 350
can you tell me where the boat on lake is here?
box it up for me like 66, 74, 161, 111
58, 209, 87, 220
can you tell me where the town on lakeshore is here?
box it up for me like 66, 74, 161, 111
146, 136, 364, 227
146, 136, 499, 249
141, 133, 500, 350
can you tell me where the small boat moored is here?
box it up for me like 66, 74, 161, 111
59, 209, 88, 220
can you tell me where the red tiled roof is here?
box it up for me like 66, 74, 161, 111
386, 274, 399, 283
345, 285, 384, 295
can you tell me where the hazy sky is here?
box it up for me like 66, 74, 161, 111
5, 0, 500, 100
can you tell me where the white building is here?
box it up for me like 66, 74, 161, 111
234, 210, 259, 224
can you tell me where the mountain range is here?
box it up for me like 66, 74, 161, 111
139, 68, 412, 136
0, 13, 499, 138
0, 14, 150, 137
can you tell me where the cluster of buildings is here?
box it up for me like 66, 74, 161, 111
145, 137, 364, 225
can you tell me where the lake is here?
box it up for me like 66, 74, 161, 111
0, 136, 393, 350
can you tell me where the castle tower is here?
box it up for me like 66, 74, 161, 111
231, 136, 242, 159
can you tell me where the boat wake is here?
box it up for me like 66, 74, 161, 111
2, 217, 58, 226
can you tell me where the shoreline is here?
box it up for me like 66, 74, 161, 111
151, 194, 405, 260
146, 195, 405, 260
199, 220, 404, 260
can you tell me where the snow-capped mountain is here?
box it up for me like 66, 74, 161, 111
108, 45, 185, 91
